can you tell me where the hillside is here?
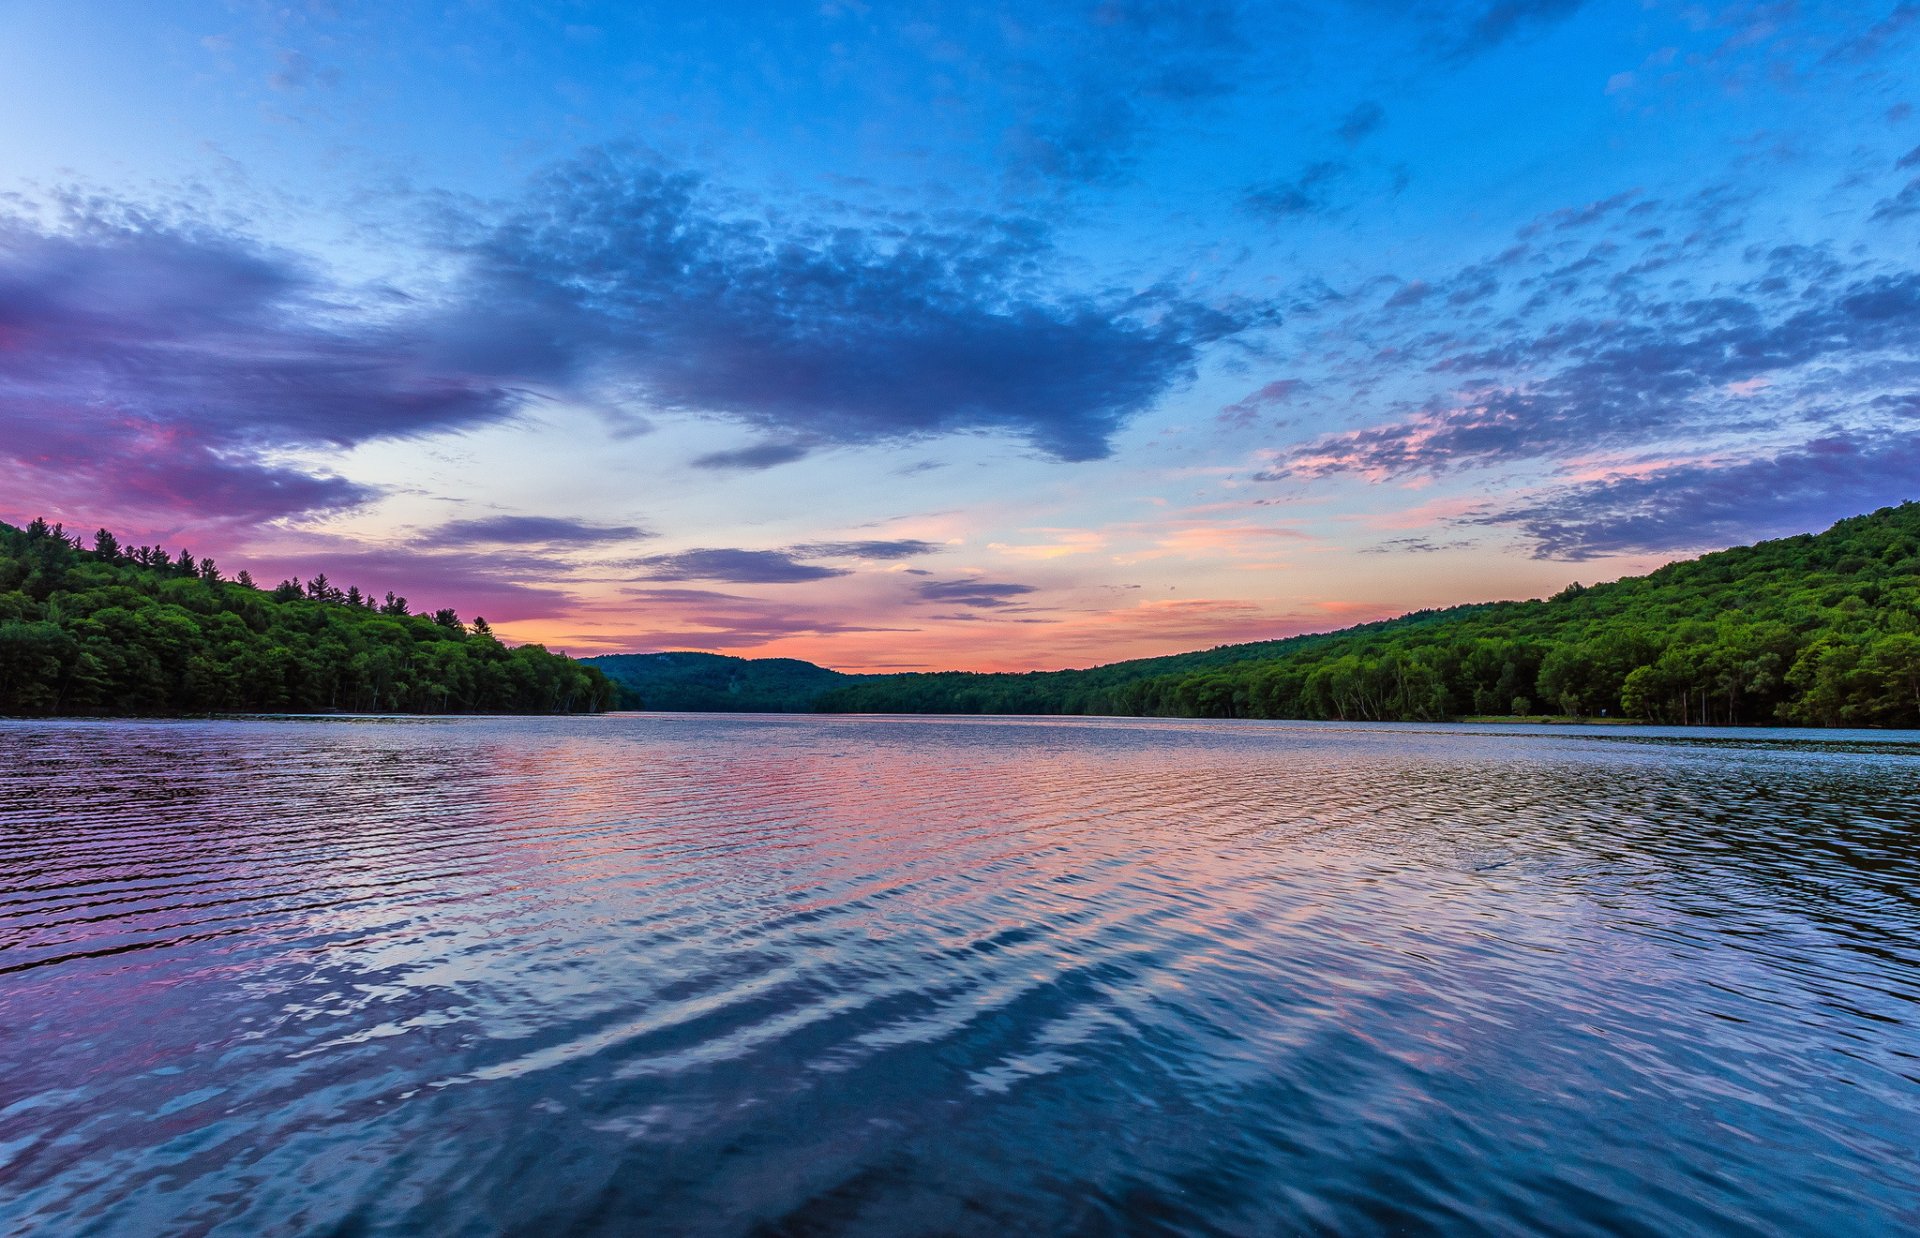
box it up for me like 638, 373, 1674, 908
814, 502, 1920, 727
585, 651, 857, 712
0, 519, 615, 716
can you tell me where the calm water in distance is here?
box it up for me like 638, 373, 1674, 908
2, 714, 1917, 1236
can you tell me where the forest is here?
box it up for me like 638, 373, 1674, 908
0, 518, 615, 716
815, 502, 1920, 728
584, 651, 857, 712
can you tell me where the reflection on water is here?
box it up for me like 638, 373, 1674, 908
2, 715, 1917, 1235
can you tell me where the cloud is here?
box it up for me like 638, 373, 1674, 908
915, 578, 1039, 608
1474, 432, 1920, 559
1453, 0, 1587, 57
1383, 279, 1432, 309
1360, 536, 1471, 554
1822, 3, 1920, 64
0, 204, 522, 526
1244, 161, 1348, 219
2, 148, 1260, 540
1219, 378, 1306, 426
418, 516, 647, 547
632, 547, 851, 583
1266, 268, 1920, 478
462, 151, 1252, 461
267, 49, 338, 91
790, 539, 942, 560
1336, 101, 1385, 144
997, 0, 1247, 186
1873, 145, 1920, 220
1345, 0, 1588, 62
688, 442, 813, 471
0, 406, 373, 533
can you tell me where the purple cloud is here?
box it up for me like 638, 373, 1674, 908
463, 152, 1254, 462
0, 206, 520, 525
915, 578, 1039, 608
1476, 433, 1920, 559
1267, 269, 1920, 478
420, 516, 648, 547
2, 151, 1261, 540
633, 548, 851, 584
791, 539, 942, 560
689, 442, 813, 471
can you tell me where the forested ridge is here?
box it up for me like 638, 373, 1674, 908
584, 651, 858, 712
816, 502, 1920, 727
0, 518, 615, 717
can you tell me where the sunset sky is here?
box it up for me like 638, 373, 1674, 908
3, 1, 1917, 670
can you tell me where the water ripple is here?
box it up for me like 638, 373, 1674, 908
2, 715, 1918, 1235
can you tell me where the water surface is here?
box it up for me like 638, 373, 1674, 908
2, 715, 1917, 1235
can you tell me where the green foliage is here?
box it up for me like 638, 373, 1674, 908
0, 519, 615, 717
815, 501, 1920, 728
585, 651, 860, 712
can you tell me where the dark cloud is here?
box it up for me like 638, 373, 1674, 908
1336, 102, 1385, 144
1822, 3, 1920, 64
0, 206, 521, 525
1359, 536, 1471, 554
1383, 279, 1432, 309
1268, 269, 1920, 478
999, 0, 1247, 186
465, 152, 1252, 461
1352, 0, 1587, 60
1873, 145, 1920, 219
791, 539, 942, 560
619, 586, 754, 603
1219, 378, 1306, 426
0, 210, 517, 446
1536, 190, 1641, 235
628, 538, 937, 583
0, 152, 1262, 534
419, 516, 647, 547
1244, 161, 1348, 219
915, 578, 1039, 608
1475, 433, 1920, 559
0, 403, 373, 532
688, 442, 813, 471
633, 548, 851, 584
1455, 0, 1587, 56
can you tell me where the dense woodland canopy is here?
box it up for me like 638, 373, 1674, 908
0, 518, 615, 716
585, 651, 856, 713
813, 502, 1920, 728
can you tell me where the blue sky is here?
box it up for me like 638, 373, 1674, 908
2, 1, 1917, 668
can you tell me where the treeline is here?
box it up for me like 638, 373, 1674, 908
817, 502, 1920, 728
0, 518, 615, 717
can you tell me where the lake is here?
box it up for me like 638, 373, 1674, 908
2, 714, 1917, 1235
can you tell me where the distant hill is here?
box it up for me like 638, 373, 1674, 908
601, 501, 1920, 728
585, 651, 858, 712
